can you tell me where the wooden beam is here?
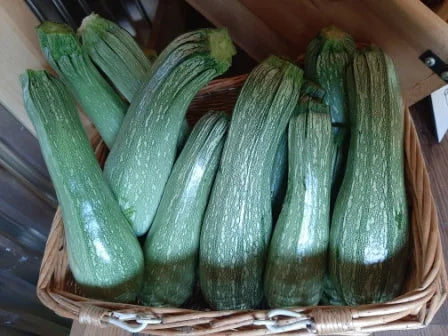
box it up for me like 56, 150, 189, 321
147, 0, 188, 53
186, 0, 296, 61
190, 0, 448, 105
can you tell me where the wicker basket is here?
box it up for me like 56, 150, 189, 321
37, 74, 447, 335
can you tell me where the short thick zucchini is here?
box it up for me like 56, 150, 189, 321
21, 70, 143, 302
199, 56, 303, 310
327, 47, 409, 305
265, 96, 333, 307
140, 111, 228, 307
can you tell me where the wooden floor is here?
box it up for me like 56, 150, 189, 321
70, 99, 448, 335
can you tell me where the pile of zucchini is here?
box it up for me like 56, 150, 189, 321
22, 14, 408, 310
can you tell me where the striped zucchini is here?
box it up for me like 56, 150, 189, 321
37, 22, 127, 148
269, 80, 326, 221
21, 70, 143, 302
78, 14, 190, 152
78, 13, 190, 152
140, 111, 228, 307
304, 26, 355, 202
199, 56, 303, 310
104, 29, 235, 236
328, 47, 409, 305
79, 13, 154, 102
265, 96, 333, 307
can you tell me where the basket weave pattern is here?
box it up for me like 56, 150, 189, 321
37, 75, 447, 335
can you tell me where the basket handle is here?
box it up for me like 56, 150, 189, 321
79, 304, 161, 333
253, 309, 313, 333
254, 307, 355, 334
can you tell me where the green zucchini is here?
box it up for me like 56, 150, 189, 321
104, 29, 235, 236
21, 70, 143, 302
264, 96, 333, 307
199, 56, 303, 310
304, 26, 355, 203
78, 14, 190, 152
140, 111, 228, 307
37, 22, 127, 148
328, 47, 408, 305
79, 13, 153, 102
269, 80, 326, 221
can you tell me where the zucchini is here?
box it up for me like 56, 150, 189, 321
140, 111, 228, 307
37, 22, 127, 148
78, 14, 190, 152
270, 80, 325, 221
328, 47, 408, 305
304, 26, 355, 202
104, 29, 235, 236
264, 96, 333, 307
199, 56, 303, 310
21, 70, 143, 302
79, 13, 154, 102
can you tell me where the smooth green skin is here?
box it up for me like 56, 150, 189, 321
78, 14, 190, 153
104, 29, 235, 236
265, 98, 333, 308
328, 47, 409, 305
140, 111, 228, 307
199, 56, 303, 310
21, 70, 143, 302
37, 22, 127, 149
304, 26, 355, 204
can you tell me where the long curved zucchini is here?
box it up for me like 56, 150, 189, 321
328, 47, 409, 305
199, 56, 303, 310
140, 111, 228, 307
21, 70, 143, 302
265, 96, 333, 307
37, 22, 127, 148
104, 29, 235, 236
304, 26, 355, 203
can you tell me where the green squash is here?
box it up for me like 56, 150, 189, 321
141, 111, 228, 307
265, 96, 333, 307
104, 29, 235, 236
199, 56, 303, 310
21, 70, 143, 302
328, 47, 409, 305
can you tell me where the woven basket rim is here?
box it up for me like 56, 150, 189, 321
36, 74, 448, 335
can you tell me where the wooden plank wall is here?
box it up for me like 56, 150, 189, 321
0, 0, 95, 138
